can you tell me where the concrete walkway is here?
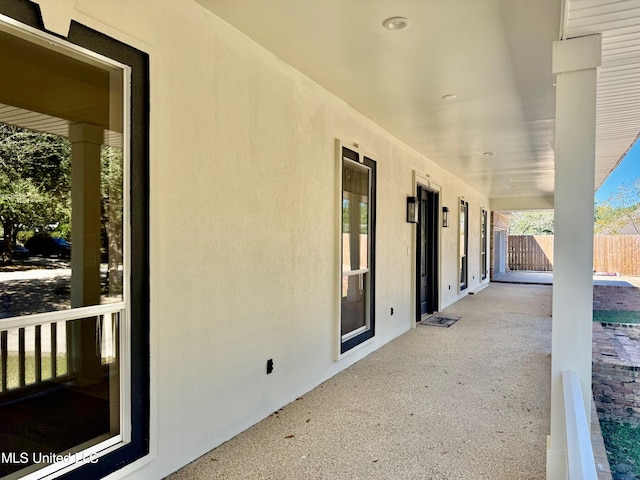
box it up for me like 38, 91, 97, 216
493, 270, 640, 287
167, 283, 552, 480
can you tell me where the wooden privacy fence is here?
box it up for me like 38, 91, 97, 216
507, 235, 640, 276
593, 235, 640, 276
508, 235, 554, 272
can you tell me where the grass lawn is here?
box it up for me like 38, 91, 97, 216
594, 309, 640, 324
2, 354, 67, 390
601, 420, 640, 478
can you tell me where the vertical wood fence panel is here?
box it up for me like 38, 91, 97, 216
508, 235, 640, 276
508, 235, 554, 271
592, 235, 640, 276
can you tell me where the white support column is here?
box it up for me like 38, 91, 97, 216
69, 123, 104, 308
68, 123, 104, 383
547, 35, 601, 480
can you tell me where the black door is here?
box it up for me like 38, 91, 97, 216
417, 186, 439, 319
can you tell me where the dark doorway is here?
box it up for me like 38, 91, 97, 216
416, 185, 439, 321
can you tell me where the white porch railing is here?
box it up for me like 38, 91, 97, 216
562, 370, 598, 480
0, 303, 123, 394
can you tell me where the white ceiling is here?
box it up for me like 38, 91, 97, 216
0, 23, 122, 147
196, 0, 640, 208
0, 103, 122, 148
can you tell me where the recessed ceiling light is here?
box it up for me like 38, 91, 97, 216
441, 94, 457, 101
382, 17, 411, 30
483, 151, 496, 157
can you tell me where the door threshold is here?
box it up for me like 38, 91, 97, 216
419, 312, 437, 322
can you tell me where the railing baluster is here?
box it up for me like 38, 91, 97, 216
35, 324, 42, 382
18, 327, 26, 387
51, 322, 57, 378
1, 331, 7, 392
66, 319, 72, 376
0, 303, 124, 394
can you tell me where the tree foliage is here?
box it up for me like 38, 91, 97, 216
0, 123, 71, 262
509, 210, 554, 235
101, 145, 124, 294
342, 199, 368, 233
595, 178, 640, 234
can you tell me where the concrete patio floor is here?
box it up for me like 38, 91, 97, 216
167, 283, 552, 480
492, 270, 640, 287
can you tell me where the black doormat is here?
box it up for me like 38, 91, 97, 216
419, 315, 460, 327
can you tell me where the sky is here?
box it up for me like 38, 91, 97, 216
595, 138, 640, 203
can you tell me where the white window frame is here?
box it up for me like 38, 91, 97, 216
340, 160, 372, 342
481, 207, 488, 281
459, 198, 469, 291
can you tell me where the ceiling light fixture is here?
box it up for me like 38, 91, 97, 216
382, 17, 411, 30
441, 94, 457, 101
483, 151, 496, 157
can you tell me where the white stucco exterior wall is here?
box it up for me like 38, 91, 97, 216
31, 1, 493, 478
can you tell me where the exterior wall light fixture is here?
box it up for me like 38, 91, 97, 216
442, 206, 450, 227
407, 196, 418, 223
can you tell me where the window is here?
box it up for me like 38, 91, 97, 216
0, 4, 149, 479
340, 145, 375, 354
481, 208, 488, 280
459, 199, 468, 290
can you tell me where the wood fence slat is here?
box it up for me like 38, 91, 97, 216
508, 235, 640, 275
507, 235, 553, 271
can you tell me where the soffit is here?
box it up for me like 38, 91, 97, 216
0, 29, 111, 129
0, 103, 122, 147
196, 0, 640, 206
0, 26, 122, 147
564, 0, 640, 188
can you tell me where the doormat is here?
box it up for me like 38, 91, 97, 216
419, 315, 460, 328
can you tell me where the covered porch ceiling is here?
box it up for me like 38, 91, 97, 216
0, 23, 122, 147
195, 0, 640, 210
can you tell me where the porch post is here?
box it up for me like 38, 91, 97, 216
69, 122, 104, 382
547, 35, 601, 479
69, 122, 103, 307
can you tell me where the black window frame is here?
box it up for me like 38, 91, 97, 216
0, 2, 150, 479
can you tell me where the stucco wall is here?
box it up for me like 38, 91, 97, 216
490, 212, 509, 279
37, 2, 492, 478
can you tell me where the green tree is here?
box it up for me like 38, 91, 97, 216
342, 199, 368, 233
0, 123, 71, 262
595, 179, 640, 234
509, 210, 554, 235
101, 145, 124, 294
